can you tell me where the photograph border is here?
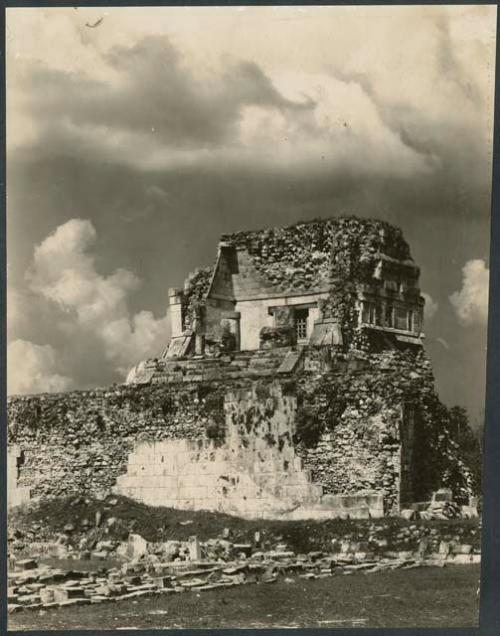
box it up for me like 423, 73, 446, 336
1, 2, 498, 635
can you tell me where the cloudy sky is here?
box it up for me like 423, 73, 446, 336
6, 5, 495, 423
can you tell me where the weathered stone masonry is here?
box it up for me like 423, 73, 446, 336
7, 348, 472, 517
7, 217, 474, 517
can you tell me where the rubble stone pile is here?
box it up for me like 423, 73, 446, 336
181, 267, 214, 331
8, 526, 481, 615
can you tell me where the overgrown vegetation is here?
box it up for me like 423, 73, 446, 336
9, 494, 481, 553
293, 348, 480, 502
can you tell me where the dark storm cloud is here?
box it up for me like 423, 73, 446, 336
330, 81, 487, 196
6, 8, 494, 419
22, 35, 314, 150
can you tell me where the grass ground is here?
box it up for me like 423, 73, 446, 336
9, 564, 480, 630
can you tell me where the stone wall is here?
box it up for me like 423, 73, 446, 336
7, 446, 31, 508
114, 382, 379, 519
7, 384, 226, 501
7, 348, 473, 516
7, 380, 385, 519
292, 348, 475, 512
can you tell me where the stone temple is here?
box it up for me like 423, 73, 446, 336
163, 218, 424, 357
8, 217, 474, 519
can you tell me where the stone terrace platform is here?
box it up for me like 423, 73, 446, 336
127, 347, 303, 386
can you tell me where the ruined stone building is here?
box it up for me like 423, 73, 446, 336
8, 217, 474, 519
163, 218, 424, 359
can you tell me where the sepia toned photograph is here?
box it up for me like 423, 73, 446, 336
5, 4, 496, 630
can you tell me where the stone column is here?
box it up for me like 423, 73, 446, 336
193, 306, 205, 355
168, 288, 184, 337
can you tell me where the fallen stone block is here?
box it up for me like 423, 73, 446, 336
18, 593, 41, 605
222, 564, 247, 576
269, 550, 296, 560
16, 559, 38, 571
39, 588, 55, 604
233, 544, 253, 557
116, 590, 152, 600
53, 586, 86, 602
94, 584, 123, 597
344, 563, 376, 571
127, 583, 157, 592
124, 575, 143, 585
152, 576, 174, 589
179, 578, 207, 588
176, 567, 218, 579
39, 570, 67, 584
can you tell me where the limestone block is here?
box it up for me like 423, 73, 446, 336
53, 586, 86, 602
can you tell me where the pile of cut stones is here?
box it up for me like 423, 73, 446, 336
8, 534, 480, 614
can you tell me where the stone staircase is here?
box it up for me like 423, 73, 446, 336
139, 347, 301, 385
114, 438, 323, 518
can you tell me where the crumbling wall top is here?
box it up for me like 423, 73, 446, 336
219, 216, 414, 293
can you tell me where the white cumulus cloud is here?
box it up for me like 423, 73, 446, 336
7, 339, 72, 395
100, 310, 170, 375
450, 258, 489, 325
422, 292, 439, 321
27, 219, 140, 326
15, 218, 170, 392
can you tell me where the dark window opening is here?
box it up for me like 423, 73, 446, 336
407, 309, 414, 332
295, 308, 309, 340
385, 305, 394, 327
362, 302, 371, 324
